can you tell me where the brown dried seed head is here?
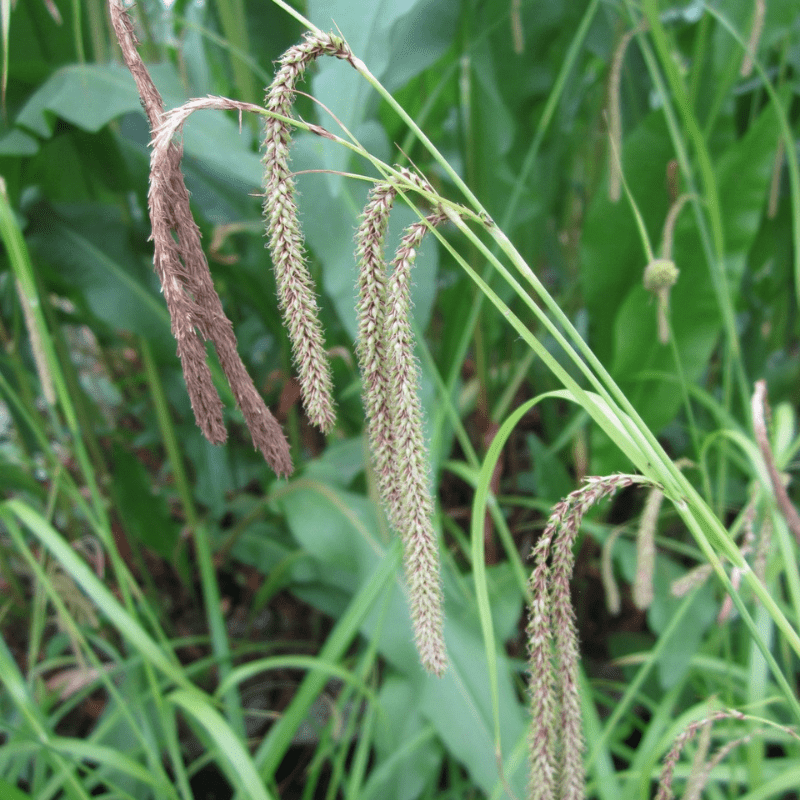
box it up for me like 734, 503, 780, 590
112, 0, 292, 476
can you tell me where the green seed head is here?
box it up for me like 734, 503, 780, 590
643, 258, 679, 293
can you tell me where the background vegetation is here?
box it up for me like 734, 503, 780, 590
0, 0, 799, 798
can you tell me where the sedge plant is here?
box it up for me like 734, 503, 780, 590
117, 0, 800, 793
2, 0, 799, 797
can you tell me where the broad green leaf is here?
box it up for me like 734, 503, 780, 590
290, 132, 439, 342
613, 102, 780, 427
303, 435, 365, 486
179, 106, 263, 191
278, 478, 528, 798
17, 64, 146, 136
0, 778, 33, 800
615, 539, 718, 690
16, 63, 263, 189
183, 433, 236, 517
0, 460, 47, 499
583, 102, 780, 471
716, 100, 782, 283
368, 675, 442, 800
708, 0, 758, 80
0, 128, 38, 155
109, 443, 181, 558
466, 39, 516, 211
27, 202, 172, 344
581, 113, 673, 366
526, 431, 574, 501
178, 0, 214, 96
309, 0, 458, 185
648, 563, 717, 690
380, 0, 460, 93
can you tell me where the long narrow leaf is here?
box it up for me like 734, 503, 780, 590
169, 689, 274, 800
2, 501, 188, 689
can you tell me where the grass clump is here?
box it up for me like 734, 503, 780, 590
0, 1, 798, 798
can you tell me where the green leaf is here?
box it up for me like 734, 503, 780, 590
16, 62, 263, 190
468, 39, 517, 206
380, 0, 460, 93
109, 443, 181, 558
0, 128, 38, 155
614, 102, 780, 426
278, 478, 528, 797
645, 554, 717, 689
0, 779, 33, 800
369, 674, 443, 800
27, 202, 172, 344
290, 132, 439, 341
581, 113, 673, 367
17, 64, 146, 136
170, 689, 275, 800
0, 460, 47, 499
179, 105, 263, 191
526, 431, 573, 501
303, 436, 366, 486
308, 0, 458, 181
183, 433, 235, 518
583, 102, 780, 471
716, 99, 782, 284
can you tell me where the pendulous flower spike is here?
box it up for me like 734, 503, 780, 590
527, 474, 655, 799
383, 209, 449, 676
111, 0, 292, 477
355, 180, 399, 524
262, 32, 353, 435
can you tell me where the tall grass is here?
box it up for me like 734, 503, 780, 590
0, 0, 798, 797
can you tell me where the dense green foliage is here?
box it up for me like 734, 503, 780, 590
1, 0, 799, 797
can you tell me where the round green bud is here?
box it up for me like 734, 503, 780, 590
643, 258, 679, 293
